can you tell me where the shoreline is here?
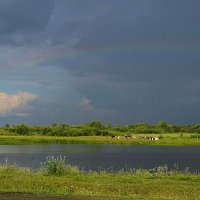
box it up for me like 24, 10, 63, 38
0, 134, 199, 146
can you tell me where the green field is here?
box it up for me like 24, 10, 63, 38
0, 163, 200, 200
0, 134, 199, 146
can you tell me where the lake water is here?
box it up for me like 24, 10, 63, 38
0, 144, 200, 171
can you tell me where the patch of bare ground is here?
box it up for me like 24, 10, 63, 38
0, 193, 119, 200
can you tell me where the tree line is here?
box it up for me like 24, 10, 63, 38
2, 121, 200, 136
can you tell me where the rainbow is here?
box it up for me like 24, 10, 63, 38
0, 41, 199, 73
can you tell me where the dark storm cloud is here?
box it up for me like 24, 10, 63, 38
0, 0, 55, 35
1, 0, 200, 124
42, 0, 200, 83
58, 0, 200, 123
67, 0, 200, 81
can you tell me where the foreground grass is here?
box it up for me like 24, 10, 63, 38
0, 134, 200, 146
0, 164, 200, 200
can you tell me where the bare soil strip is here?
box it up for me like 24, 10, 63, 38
0, 193, 113, 200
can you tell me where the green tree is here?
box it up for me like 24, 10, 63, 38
14, 124, 30, 135
158, 121, 169, 128
5, 123, 10, 128
89, 121, 105, 129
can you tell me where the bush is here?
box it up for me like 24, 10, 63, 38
41, 155, 66, 176
14, 124, 30, 135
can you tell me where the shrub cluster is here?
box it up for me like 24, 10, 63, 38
3, 120, 200, 136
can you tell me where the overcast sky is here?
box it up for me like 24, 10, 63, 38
0, 0, 200, 125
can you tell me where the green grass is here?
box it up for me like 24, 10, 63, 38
0, 163, 200, 200
0, 134, 200, 146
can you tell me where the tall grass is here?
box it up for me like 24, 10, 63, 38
39, 155, 193, 177
0, 159, 199, 199
41, 155, 80, 176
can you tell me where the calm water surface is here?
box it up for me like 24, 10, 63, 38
0, 144, 200, 171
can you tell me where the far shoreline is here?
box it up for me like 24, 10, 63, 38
0, 134, 200, 146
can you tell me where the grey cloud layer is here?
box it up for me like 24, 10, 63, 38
0, 0, 200, 124
0, 0, 55, 34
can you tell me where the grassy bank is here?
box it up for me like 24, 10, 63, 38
0, 134, 200, 146
0, 162, 200, 200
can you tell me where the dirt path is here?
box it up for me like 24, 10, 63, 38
0, 193, 116, 200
